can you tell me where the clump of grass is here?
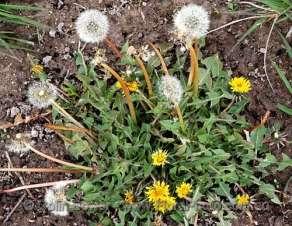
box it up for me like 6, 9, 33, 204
0, 3, 41, 52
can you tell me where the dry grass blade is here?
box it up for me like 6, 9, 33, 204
207, 15, 271, 34
0, 167, 84, 174
0, 179, 80, 194
3, 193, 26, 223
51, 100, 96, 140
263, 15, 278, 92
148, 42, 170, 76
25, 143, 94, 172
100, 63, 137, 123
239, 1, 278, 12
45, 123, 96, 135
5, 151, 33, 198
134, 55, 153, 96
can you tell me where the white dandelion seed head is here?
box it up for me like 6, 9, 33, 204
45, 183, 68, 217
27, 82, 58, 109
159, 75, 184, 104
174, 4, 210, 42
6, 133, 31, 154
76, 9, 109, 43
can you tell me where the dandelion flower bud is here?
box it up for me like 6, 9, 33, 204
174, 4, 210, 42
6, 133, 31, 154
27, 82, 58, 109
76, 9, 109, 43
45, 182, 69, 216
159, 75, 183, 104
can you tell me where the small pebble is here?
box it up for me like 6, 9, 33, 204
259, 48, 266, 54
42, 56, 52, 66
10, 107, 20, 118
49, 29, 56, 38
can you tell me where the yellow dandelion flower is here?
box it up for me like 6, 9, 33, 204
176, 182, 192, 198
229, 76, 251, 93
235, 193, 250, 206
116, 80, 139, 92
145, 181, 170, 203
152, 195, 176, 213
124, 190, 135, 204
151, 149, 168, 167
31, 64, 44, 75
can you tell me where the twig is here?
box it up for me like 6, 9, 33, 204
134, 55, 153, 96
5, 152, 34, 199
0, 168, 84, 174
0, 179, 79, 194
3, 193, 26, 223
148, 42, 170, 76
263, 16, 278, 92
100, 63, 137, 123
105, 37, 122, 58
25, 143, 94, 172
207, 15, 271, 34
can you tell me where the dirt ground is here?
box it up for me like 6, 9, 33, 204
0, 0, 291, 225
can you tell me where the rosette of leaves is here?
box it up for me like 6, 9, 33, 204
58, 43, 292, 225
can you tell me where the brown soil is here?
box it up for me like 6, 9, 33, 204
0, 0, 291, 225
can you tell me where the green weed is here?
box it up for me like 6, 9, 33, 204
49, 43, 292, 225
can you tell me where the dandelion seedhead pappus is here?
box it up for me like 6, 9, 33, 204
27, 82, 58, 109
45, 182, 68, 216
159, 75, 183, 104
174, 4, 210, 44
76, 9, 109, 43
6, 133, 32, 154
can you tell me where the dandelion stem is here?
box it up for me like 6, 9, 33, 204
105, 37, 122, 58
148, 42, 169, 76
0, 179, 79, 194
174, 103, 185, 132
134, 55, 153, 96
0, 168, 83, 174
100, 63, 137, 123
25, 143, 94, 172
188, 43, 199, 97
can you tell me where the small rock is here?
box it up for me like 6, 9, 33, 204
259, 48, 266, 54
42, 56, 52, 66
57, 0, 64, 9
31, 130, 38, 138
49, 29, 56, 38
57, 22, 65, 33
10, 107, 20, 118
18, 103, 31, 116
